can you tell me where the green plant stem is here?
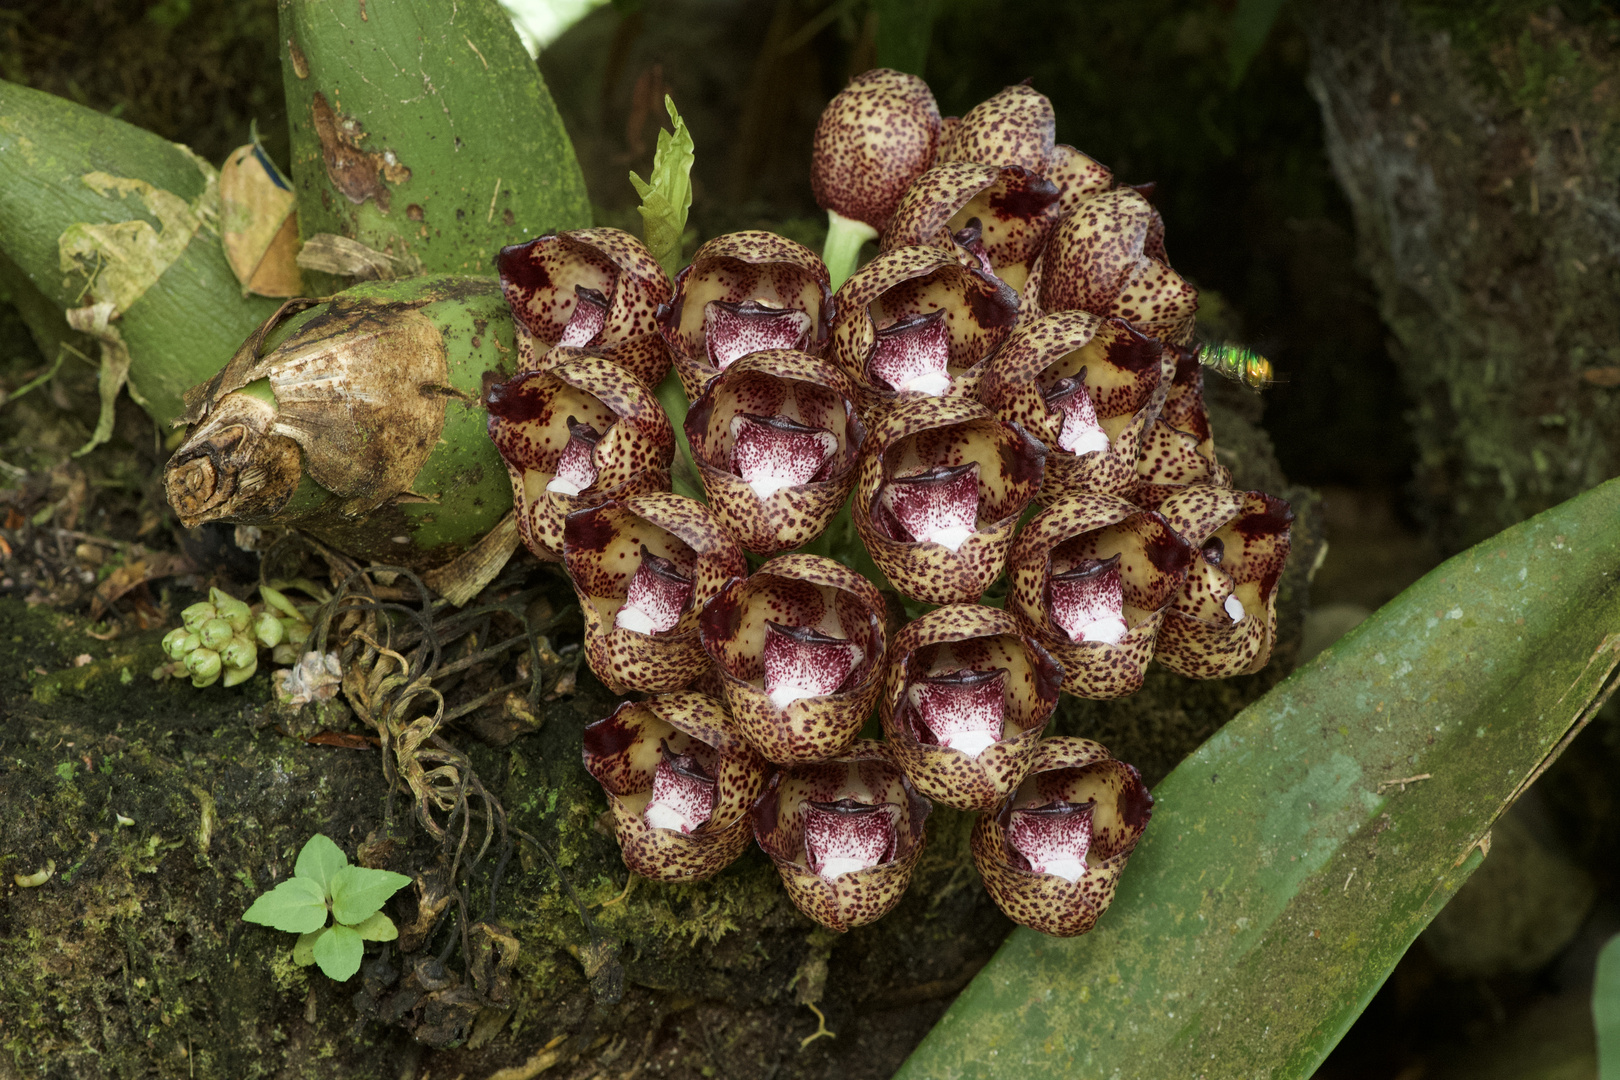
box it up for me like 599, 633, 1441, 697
822, 209, 878, 292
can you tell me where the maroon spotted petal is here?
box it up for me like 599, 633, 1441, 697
1045, 376, 1110, 457
1007, 800, 1095, 882
548, 417, 603, 496
559, 285, 610, 347
704, 300, 814, 371
879, 463, 981, 552
728, 414, 838, 500
904, 667, 1008, 758
1048, 553, 1126, 644
644, 740, 719, 834
762, 621, 862, 710
868, 309, 952, 396
803, 798, 901, 881
615, 546, 695, 636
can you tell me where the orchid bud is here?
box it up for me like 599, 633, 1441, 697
1132, 415, 1232, 510
939, 83, 1055, 174
162, 628, 196, 662
698, 554, 886, 765
209, 587, 252, 632
221, 653, 258, 688
1158, 341, 1221, 473
253, 609, 285, 649
882, 163, 1061, 296
683, 350, 865, 554
1007, 493, 1195, 698
180, 601, 216, 635
220, 635, 257, 671
185, 647, 222, 682
880, 606, 1063, 812
485, 355, 674, 560
970, 737, 1152, 937
496, 228, 673, 387
750, 739, 931, 932
582, 692, 771, 883
852, 396, 1045, 604
199, 617, 235, 651
1028, 189, 1199, 345
658, 231, 832, 399
978, 312, 1168, 502
828, 245, 1019, 412
1153, 486, 1293, 679
1044, 144, 1115, 215
563, 493, 746, 695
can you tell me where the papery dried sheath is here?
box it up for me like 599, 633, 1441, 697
698, 554, 886, 765
853, 396, 1044, 605
583, 692, 770, 882
811, 69, 942, 234
683, 350, 865, 554
166, 277, 514, 569
971, 736, 1152, 937
564, 493, 746, 694
880, 606, 1063, 812
1007, 493, 1194, 698
497, 228, 672, 386
659, 231, 832, 399
751, 740, 930, 931
1153, 486, 1292, 679
485, 355, 674, 560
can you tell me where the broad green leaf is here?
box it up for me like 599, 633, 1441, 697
292, 833, 348, 897
628, 96, 695, 280
352, 911, 399, 942
900, 477, 1620, 1080
329, 864, 414, 926
312, 923, 364, 982
241, 877, 329, 935
1598, 933, 1620, 1080
292, 928, 325, 967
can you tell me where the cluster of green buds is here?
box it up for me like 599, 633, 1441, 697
481, 71, 1293, 937
156, 586, 313, 688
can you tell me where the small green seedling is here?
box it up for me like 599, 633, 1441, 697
242, 834, 412, 982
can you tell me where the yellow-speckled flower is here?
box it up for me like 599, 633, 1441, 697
828, 245, 1020, 412
1153, 486, 1293, 679
811, 68, 942, 236
935, 83, 1113, 215
582, 692, 771, 883
563, 493, 746, 694
497, 228, 672, 386
970, 736, 1152, 937
658, 231, 833, 399
485, 356, 674, 560
697, 554, 886, 765
1006, 493, 1194, 698
751, 739, 930, 932
683, 350, 865, 555
879, 605, 1063, 812
1027, 188, 1199, 345
852, 396, 1045, 605
977, 311, 1168, 502
882, 163, 1062, 295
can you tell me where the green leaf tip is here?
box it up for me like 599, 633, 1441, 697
628, 95, 695, 280
292, 832, 348, 897
241, 876, 328, 935
329, 864, 414, 926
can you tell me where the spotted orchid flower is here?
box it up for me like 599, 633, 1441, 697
582, 692, 770, 883
1007, 493, 1194, 698
683, 351, 865, 555
485, 356, 674, 560
828, 245, 1019, 412
658, 232, 832, 399
852, 396, 1045, 604
562, 493, 745, 695
698, 554, 885, 765
880, 605, 1063, 812
1152, 486, 1293, 679
971, 737, 1152, 937
1123, 341, 1233, 508
934, 82, 1112, 215
751, 740, 930, 931
882, 162, 1062, 294
496, 228, 673, 387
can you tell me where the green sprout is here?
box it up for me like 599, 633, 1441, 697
241, 834, 412, 982
628, 95, 695, 280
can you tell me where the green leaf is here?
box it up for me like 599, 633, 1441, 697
329, 864, 414, 926
899, 477, 1620, 1079
352, 911, 399, 942
628, 96, 695, 280
241, 877, 329, 935
292, 833, 348, 897
292, 928, 325, 966
873, 0, 940, 76
1228, 0, 1288, 86
311, 923, 364, 982
1598, 933, 1620, 1080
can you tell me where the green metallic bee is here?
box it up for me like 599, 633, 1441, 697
1198, 341, 1276, 390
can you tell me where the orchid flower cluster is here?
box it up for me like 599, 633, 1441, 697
482, 72, 1292, 937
